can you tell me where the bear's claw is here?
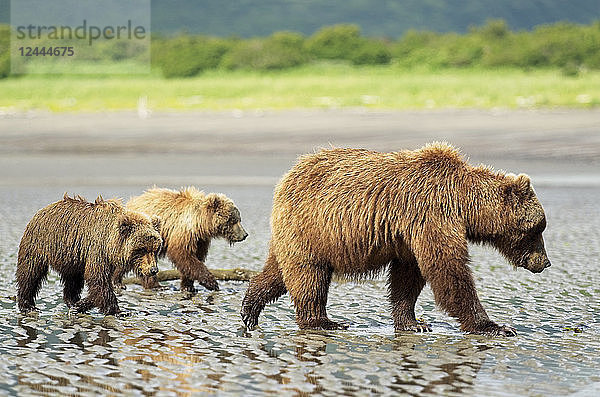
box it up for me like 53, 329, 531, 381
487, 325, 517, 337
203, 281, 220, 291
241, 308, 259, 330
471, 323, 517, 337
395, 322, 432, 333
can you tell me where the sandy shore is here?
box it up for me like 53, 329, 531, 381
1, 109, 598, 187
1, 109, 599, 161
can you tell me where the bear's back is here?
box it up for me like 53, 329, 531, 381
19, 196, 124, 265
270, 145, 469, 269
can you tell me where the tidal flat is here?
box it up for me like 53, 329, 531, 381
0, 110, 598, 396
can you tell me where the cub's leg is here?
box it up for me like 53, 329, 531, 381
170, 251, 219, 292
62, 272, 84, 308
16, 259, 48, 313
111, 267, 127, 290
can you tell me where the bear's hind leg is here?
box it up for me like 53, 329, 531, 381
388, 258, 430, 332
16, 260, 48, 313
286, 262, 347, 330
241, 251, 287, 330
62, 272, 84, 308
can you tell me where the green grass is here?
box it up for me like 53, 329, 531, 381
0, 64, 598, 112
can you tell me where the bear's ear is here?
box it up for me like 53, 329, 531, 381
514, 173, 531, 195
205, 194, 222, 212
118, 215, 135, 237
504, 173, 531, 200
150, 215, 162, 233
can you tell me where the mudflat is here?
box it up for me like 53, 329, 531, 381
1, 109, 599, 396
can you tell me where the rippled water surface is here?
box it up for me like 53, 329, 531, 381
1, 167, 599, 396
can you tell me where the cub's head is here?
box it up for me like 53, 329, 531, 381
204, 193, 248, 245
496, 173, 551, 273
119, 212, 162, 276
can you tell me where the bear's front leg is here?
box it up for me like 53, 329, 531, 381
111, 267, 127, 291
415, 234, 517, 337
388, 259, 431, 332
140, 274, 161, 290
171, 252, 219, 292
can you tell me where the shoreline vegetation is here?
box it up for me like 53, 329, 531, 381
1, 66, 598, 112
0, 20, 599, 112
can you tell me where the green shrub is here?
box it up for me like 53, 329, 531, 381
443, 36, 484, 67
0, 24, 10, 78
305, 24, 363, 61
221, 31, 307, 70
351, 39, 392, 65
153, 35, 233, 78
471, 19, 510, 40
393, 19, 600, 71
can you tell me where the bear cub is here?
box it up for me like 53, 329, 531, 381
114, 186, 248, 292
17, 194, 162, 315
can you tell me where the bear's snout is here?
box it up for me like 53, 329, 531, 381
543, 259, 551, 270
525, 253, 551, 273
238, 230, 249, 242
231, 223, 248, 242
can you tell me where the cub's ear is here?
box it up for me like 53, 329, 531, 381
205, 194, 222, 211
118, 215, 135, 237
150, 215, 162, 233
504, 173, 532, 200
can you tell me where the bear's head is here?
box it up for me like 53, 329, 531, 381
119, 212, 162, 276
495, 173, 551, 273
204, 193, 248, 244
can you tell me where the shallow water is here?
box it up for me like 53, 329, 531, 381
1, 159, 599, 396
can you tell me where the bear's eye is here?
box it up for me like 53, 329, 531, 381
133, 248, 148, 257
529, 218, 546, 234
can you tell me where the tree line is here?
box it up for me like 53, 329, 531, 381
1, 20, 599, 78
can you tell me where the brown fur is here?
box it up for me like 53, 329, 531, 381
241, 143, 551, 336
117, 186, 248, 292
17, 194, 162, 315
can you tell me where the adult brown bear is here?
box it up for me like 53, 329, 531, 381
17, 194, 162, 315
241, 143, 551, 336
